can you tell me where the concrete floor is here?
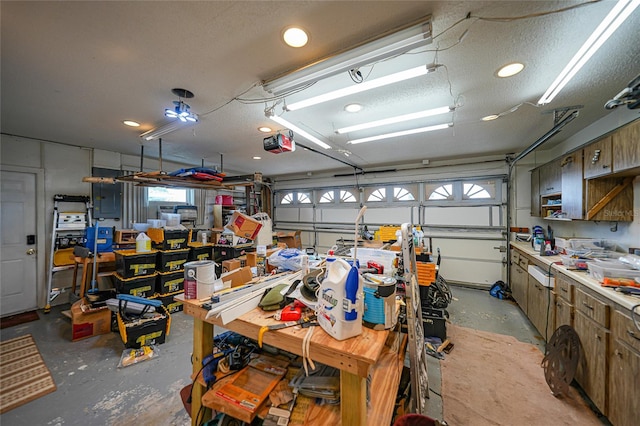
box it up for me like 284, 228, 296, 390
0, 286, 579, 425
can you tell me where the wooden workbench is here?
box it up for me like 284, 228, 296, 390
180, 294, 406, 426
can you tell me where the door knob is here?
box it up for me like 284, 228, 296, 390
26, 248, 36, 255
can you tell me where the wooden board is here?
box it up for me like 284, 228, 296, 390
400, 223, 430, 414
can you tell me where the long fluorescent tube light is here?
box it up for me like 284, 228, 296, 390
348, 123, 452, 145
336, 106, 452, 134
139, 120, 198, 141
287, 65, 434, 111
538, 0, 639, 105
269, 115, 332, 149
263, 15, 432, 95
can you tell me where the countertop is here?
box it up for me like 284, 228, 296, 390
510, 241, 639, 311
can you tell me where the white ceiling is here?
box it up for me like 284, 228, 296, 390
2, 1, 639, 178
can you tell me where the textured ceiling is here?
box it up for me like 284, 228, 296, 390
2, 1, 639, 178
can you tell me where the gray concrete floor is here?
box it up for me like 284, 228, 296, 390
0, 285, 586, 426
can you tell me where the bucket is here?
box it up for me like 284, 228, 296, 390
183, 260, 218, 299
136, 232, 151, 253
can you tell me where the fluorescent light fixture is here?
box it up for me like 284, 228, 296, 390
348, 122, 452, 144
269, 114, 332, 149
336, 106, 451, 134
287, 65, 435, 111
139, 120, 198, 141
263, 15, 432, 95
538, 0, 639, 105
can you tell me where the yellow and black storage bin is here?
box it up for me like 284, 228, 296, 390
188, 242, 214, 262
115, 249, 157, 278
116, 295, 171, 349
155, 270, 184, 294
147, 228, 191, 250
151, 290, 184, 314
156, 248, 189, 272
113, 272, 156, 298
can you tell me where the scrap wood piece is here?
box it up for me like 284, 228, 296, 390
586, 176, 634, 220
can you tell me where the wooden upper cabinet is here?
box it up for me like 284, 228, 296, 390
561, 151, 584, 219
583, 136, 612, 179
612, 119, 640, 173
530, 168, 540, 217
539, 158, 562, 195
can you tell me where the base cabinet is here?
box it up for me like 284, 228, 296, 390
510, 263, 528, 314
527, 277, 555, 341
607, 310, 640, 426
574, 310, 609, 415
554, 294, 573, 328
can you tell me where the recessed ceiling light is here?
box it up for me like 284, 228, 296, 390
258, 126, 272, 133
253, 156, 262, 160
123, 120, 140, 127
344, 103, 362, 113
482, 114, 500, 121
283, 27, 309, 48
497, 63, 524, 78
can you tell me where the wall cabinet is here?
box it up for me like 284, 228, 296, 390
608, 310, 640, 426
583, 136, 612, 179
538, 158, 562, 195
612, 119, 640, 173
530, 168, 540, 217
560, 151, 583, 219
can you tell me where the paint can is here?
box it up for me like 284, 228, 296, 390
184, 260, 217, 299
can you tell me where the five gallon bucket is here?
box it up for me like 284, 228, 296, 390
184, 260, 218, 299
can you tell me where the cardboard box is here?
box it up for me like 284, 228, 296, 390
220, 266, 253, 287
276, 230, 302, 249
222, 259, 241, 273
245, 252, 257, 267
225, 211, 262, 240
70, 299, 112, 341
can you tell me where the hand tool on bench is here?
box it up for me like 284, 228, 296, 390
258, 315, 317, 348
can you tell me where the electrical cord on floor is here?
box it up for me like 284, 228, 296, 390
429, 387, 442, 398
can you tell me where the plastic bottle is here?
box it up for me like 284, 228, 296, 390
256, 245, 267, 276
136, 232, 151, 253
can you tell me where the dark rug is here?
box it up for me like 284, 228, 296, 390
0, 311, 40, 330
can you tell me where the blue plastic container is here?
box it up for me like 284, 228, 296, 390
85, 226, 113, 253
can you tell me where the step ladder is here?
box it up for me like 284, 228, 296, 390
45, 194, 92, 313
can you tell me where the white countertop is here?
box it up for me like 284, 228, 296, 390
510, 241, 639, 311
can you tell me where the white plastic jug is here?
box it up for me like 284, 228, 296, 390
136, 232, 151, 253
317, 258, 363, 340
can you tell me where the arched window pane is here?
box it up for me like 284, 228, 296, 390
319, 191, 334, 203
367, 188, 386, 202
297, 193, 311, 204
463, 183, 491, 199
281, 193, 294, 204
428, 184, 453, 200
394, 187, 415, 201
339, 190, 357, 203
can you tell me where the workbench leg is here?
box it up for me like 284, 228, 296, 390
341, 370, 367, 426
192, 318, 214, 426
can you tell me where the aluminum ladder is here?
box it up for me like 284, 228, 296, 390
44, 194, 92, 313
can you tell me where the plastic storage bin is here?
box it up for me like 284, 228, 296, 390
156, 248, 190, 272
117, 305, 170, 349
587, 260, 640, 283
113, 273, 156, 297
147, 228, 191, 250
156, 270, 185, 294
115, 249, 157, 278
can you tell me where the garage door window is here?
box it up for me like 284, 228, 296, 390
427, 184, 453, 200
463, 182, 494, 199
319, 189, 357, 203
280, 192, 312, 205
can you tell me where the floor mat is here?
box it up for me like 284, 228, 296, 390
0, 334, 57, 413
440, 324, 601, 426
0, 310, 40, 329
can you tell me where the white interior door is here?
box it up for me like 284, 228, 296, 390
1, 170, 38, 316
